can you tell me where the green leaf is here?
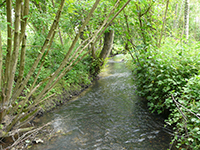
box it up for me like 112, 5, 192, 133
0, 124, 3, 129
191, 118, 196, 122
188, 138, 194, 142
23, 15, 29, 19
193, 127, 200, 132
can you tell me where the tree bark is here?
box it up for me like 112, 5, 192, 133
99, 30, 114, 60
20, 0, 29, 43
51, 0, 64, 46
13, 0, 29, 93
184, 0, 189, 41
11, 0, 65, 102
5, 0, 22, 109
17, 36, 27, 86
4, 0, 12, 103
0, 30, 2, 122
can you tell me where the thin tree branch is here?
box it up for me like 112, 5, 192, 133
172, 94, 200, 120
123, 10, 138, 64
6, 0, 22, 108
20, 0, 29, 43
4, 121, 51, 149
11, 0, 65, 103
51, 0, 64, 46
4, 0, 12, 107
0, 0, 5, 8
158, 0, 170, 47
25, 0, 125, 110
8, 0, 66, 131
140, 3, 154, 17
171, 94, 188, 136
28, 0, 101, 108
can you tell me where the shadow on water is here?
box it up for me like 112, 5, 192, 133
31, 55, 174, 150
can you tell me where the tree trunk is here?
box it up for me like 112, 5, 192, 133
7, 0, 66, 131
176, 1, 184, 31
99, 30, 114, 60
4, 0, 12, 106
184, 0, 189, 41
158, 0, 169, 47
5, 0, 21, 113
173, 4, 178, 30
0, 30, 2, 122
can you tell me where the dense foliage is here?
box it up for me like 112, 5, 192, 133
127, 39, 200, 149
168, 74, 200, 150
1, 0, 200, 149
122, 0, 200, 149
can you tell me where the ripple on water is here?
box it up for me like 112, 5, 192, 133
30, 57, 174, 150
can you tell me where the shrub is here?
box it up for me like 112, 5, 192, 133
130, 39, 200, 114
128, 38, 200, 149
166, 75, 200, 150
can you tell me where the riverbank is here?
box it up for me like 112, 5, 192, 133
37, 75, 99, 114
1, 75, 99, 150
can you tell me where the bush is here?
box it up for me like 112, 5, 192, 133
128, 38, 200, 149
166, 75, 200, 150
130, 39, 200, 113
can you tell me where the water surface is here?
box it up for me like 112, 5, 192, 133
31, 55, 173, 150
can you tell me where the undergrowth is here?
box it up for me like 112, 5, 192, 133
127, 38, 200, 149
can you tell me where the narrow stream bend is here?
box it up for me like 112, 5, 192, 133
32, 55, 173, 150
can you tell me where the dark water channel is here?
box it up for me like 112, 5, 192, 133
31, 55, 173, 150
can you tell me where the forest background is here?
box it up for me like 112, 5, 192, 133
0, 0, 200, 149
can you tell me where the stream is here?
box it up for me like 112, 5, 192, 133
31, 55, 173, 150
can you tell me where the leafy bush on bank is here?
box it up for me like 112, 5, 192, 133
128, 38, 200, 149
167, 74, 200, 150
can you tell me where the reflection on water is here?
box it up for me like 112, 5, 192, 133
31, 55, 173, 150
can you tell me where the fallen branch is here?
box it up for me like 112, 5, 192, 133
1, 127, 34, 138
4, 122, 51, 150
171, 94, 200, 120
171, 94, 188, 136
3, 115, 70, 150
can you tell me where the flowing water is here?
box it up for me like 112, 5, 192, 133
31, 55, 173, 150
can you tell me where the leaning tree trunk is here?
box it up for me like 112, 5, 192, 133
91, 29, 114, 75
99, 30, 114, 60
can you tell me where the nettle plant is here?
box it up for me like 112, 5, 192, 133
130, 39, 200, 149
166, 74, 200, 150
132, 40, 200, 114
